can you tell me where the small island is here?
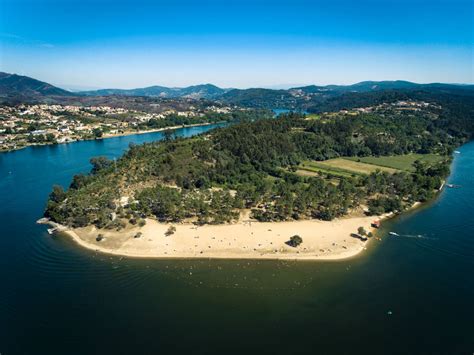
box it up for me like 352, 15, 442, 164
43, 102, 463, 260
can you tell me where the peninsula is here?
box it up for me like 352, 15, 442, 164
43, 99, 466, 260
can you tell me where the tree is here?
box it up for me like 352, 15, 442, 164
46, 133, 56, 143
49, 185, 66, 203
163, 129, 174, 141
90, 156, 113, 174
358, 226, 367, 236
93, 128, 103, 138
69, 174, 90, 189
286, 235, 303, 247
28, 122, 40, 132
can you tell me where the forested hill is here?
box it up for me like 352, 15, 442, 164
0, 72, 72, 102
2, 71, 473, 110
220, 86, 474, 114
45, 98, 471, 229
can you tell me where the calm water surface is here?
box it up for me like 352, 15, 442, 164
0, 126, 473, 355
273, 108, 308, 116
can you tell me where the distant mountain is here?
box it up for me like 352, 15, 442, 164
81, 83, 229, 99
221, 81, 474, 109
0, 72, 72, 99
292, 80, 474, 94
1, 72, 472, 108
347, 80, 419, 91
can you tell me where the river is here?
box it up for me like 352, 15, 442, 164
0, 125, 472, 354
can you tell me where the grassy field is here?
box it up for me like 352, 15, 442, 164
298, 154, 446, 178
299, 158, 398, 177
305, 114, 321, 120
297, 165, 354, 178
344, 154, 445, 172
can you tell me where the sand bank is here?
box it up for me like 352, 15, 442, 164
42, 215, 382, 260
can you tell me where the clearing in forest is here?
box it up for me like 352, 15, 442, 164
344, 154, 445, 172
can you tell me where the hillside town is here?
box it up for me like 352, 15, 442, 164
0, 103, 233, 151
336, 100, 439, 115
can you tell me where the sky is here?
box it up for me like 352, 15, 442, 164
0, 0, 473, 89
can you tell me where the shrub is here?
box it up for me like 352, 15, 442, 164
165, 225, 176, 236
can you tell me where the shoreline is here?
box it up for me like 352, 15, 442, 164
39, 212, 394, 261
100, 121, 225, 139
36, 171, 438, 262
1, 121, 225, 154
38, 200, 428, 261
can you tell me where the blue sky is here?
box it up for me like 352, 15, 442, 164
0, 0, 472, 89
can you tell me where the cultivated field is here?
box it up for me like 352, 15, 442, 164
304, 114, 321, 120
344, 154, 445, 172
299, 158, 399, 177
298, 154, 446, 178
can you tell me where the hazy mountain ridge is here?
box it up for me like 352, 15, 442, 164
1, 72, 472, 106
80, 83, 229, 99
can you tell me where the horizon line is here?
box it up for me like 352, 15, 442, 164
2, 71, 473, 92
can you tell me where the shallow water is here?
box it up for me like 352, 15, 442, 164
0, 127, 473, 354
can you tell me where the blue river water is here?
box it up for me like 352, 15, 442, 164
273, 108, 309, 116
0, 125, 472, 354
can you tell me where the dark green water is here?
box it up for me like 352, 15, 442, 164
0, 126, 473, 355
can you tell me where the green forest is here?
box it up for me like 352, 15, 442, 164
45, 96, 473, 230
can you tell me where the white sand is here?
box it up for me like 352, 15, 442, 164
57, 215, 380, 260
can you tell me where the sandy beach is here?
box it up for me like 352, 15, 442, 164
44, 214, 382, 260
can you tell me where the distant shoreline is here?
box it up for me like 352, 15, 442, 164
1, 121, 224, 154
100, 121, 225, 139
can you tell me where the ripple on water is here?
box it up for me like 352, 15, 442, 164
23, 232, 160, 290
